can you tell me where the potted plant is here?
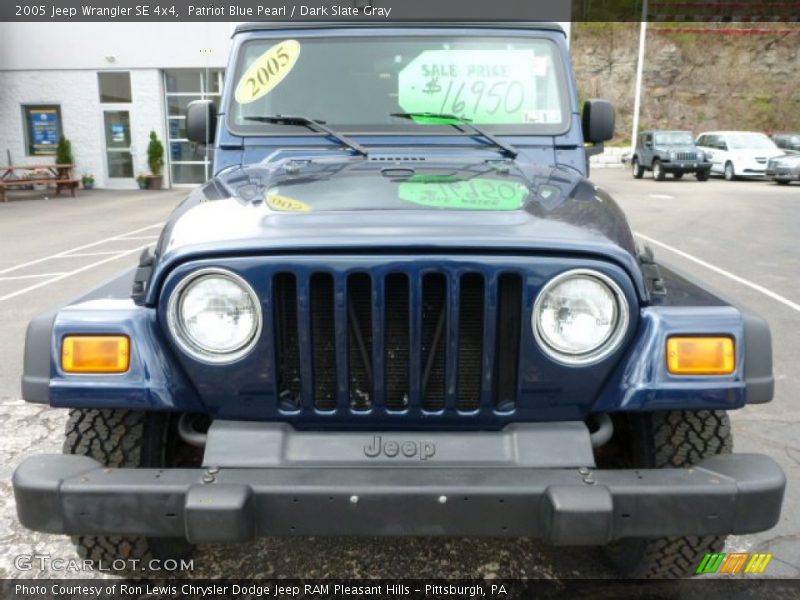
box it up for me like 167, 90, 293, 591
81, 174, 95, 190
146, 131, 165, 190
136, 174, 149, 190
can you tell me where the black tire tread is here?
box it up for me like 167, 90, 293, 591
653, 160, 666, 181
632, 158, 645, 179
606, 410, 733, 579
63, 409, 161, 564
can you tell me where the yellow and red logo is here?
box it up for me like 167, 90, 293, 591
697, 552, 773, 575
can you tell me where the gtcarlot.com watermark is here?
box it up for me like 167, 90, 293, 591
14, 553, 194, 573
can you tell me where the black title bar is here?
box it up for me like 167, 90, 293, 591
3, 0, 571, 22
4, 0, 800, 22
3, 578, 799, 600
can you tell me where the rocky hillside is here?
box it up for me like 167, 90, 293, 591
572, 23, 800, 145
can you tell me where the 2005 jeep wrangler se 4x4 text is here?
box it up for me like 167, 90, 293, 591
13, 23, 784, 578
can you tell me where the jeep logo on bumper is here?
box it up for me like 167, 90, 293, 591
363, 436, 436, 460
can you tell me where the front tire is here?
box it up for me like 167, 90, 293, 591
724, 161, 737, 181
696, 170, 710, 182
653, 160, 666, 181
632, 158, 645, 179
63, 409, 196, 565
603, 410, 733, 578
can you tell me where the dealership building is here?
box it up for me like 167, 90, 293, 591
0, 21, 570, 189
0, 23, 235, 188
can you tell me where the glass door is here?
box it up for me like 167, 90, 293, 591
164, 69, 224, 186
103, 109, 135, 188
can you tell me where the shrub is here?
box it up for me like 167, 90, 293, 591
147, 131, 165, 176
55, 135, 74, 165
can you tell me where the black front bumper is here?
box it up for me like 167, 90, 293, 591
14, 452, 784, 546
661, 161, 712, 173
767, 167, 800, 181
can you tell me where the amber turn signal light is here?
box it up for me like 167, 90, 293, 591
666, 336, 735, 375
61, 336, 131, 374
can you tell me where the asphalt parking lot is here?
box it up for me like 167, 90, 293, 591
0, 170, 798, 580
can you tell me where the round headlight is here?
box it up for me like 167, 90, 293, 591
168, 269, 262, 363
533, 269, 628, 365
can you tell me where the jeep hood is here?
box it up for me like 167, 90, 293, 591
150, 156, 643, 302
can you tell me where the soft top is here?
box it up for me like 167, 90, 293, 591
233, 21, 565, 35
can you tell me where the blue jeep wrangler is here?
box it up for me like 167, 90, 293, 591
13, 23, 784, 578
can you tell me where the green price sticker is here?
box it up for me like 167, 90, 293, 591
398, 49, 550, 124
398, 177, 529, 211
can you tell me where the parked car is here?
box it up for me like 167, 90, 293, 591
696, 131, 784, 180
631, 130, 711, 181
766, 154, 800, 184
771, 133, 800, 155
13, 22, 784, 580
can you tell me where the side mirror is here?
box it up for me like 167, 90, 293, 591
186, 100, 217, 145
582, 99, 615, 144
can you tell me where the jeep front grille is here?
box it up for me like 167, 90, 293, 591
675, 152, 697, 161
272, 269, 523, 415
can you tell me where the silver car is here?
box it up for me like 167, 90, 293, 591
766, 154, 800, 185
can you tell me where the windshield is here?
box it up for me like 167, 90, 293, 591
229, 35, 568, 134
727, 133, 778, 150
653, 132, 694, 145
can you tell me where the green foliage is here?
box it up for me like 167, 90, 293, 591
747, 93, 777, 130
573, 23, 800, 137
571, 0, 640, 21
147, 131, 164, 176
55, 135, 74, 165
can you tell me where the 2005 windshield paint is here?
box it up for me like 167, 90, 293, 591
228, 36, 569, 134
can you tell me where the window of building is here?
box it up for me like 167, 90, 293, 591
163, 69, 224, 185
98, 72, 132, 103
22, 105, 62, 156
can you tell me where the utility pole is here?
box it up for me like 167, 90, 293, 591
630, 0, 648, 153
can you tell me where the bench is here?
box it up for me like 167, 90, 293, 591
0, 179, 79, 202
0, 164, 79, 202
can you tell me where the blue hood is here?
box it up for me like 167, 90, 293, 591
148, 154, 644, 303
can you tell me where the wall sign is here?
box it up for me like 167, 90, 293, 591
24, 105, 62, 156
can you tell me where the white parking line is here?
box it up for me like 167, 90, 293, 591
637, 232, 800, 314
60, 251, 129, 258
0, 223, 162, 275
111, 235, 161, 241
0, 244, 151, 304
648, 194, 674, 200
0, 272, 67, 282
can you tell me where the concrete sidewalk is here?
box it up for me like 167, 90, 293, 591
0, 186, 186, 204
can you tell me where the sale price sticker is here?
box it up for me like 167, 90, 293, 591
399, 49, 548, 124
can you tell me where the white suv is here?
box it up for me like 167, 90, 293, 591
696, 131, 784, 180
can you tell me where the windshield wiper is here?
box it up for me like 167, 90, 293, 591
390, 112, 518, 159
243, 114, 368, 157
